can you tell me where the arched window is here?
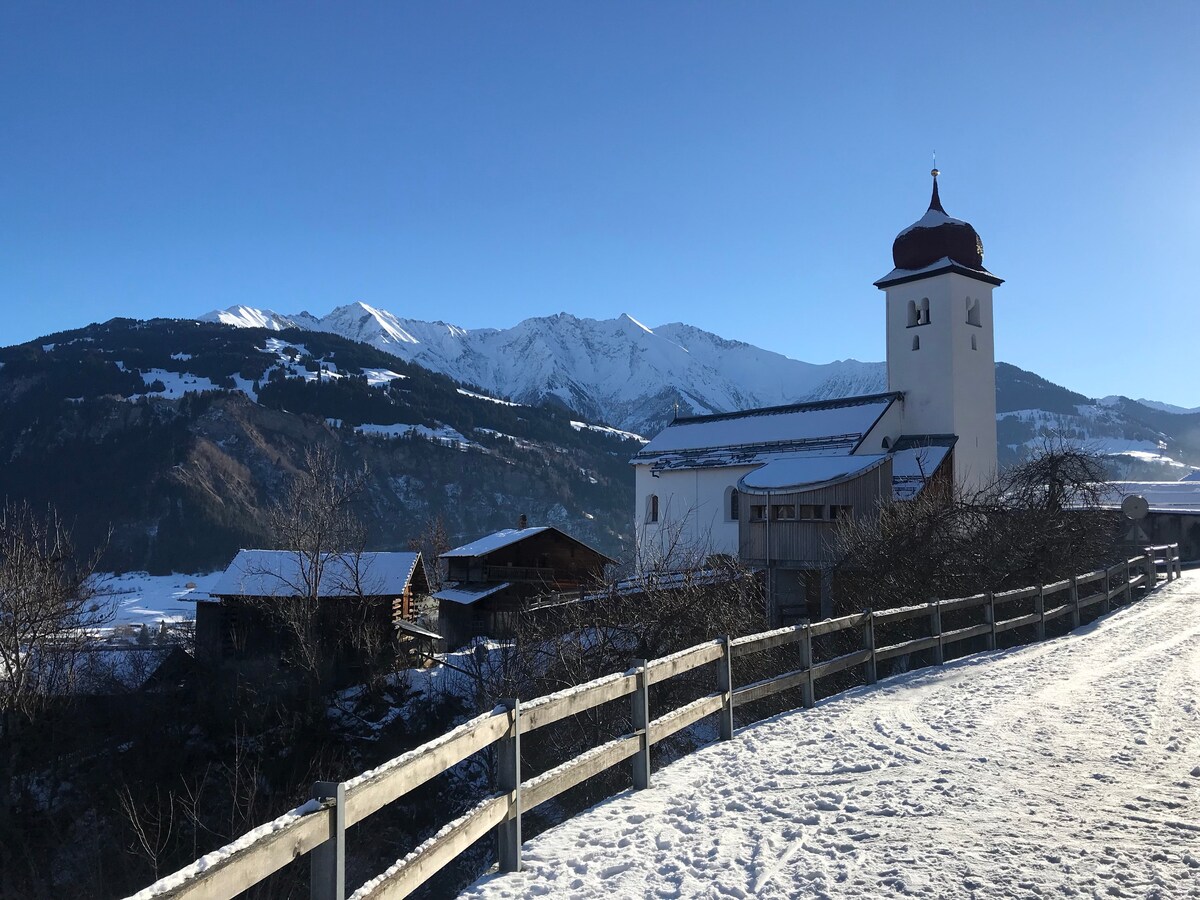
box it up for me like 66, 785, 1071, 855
912, 334, 920, 351
966, 297, 981, 327
971, 334, 978, 351
906, 299, 919, 327
919, 297, 930, 324
646, 494, 659, 524
728, 487, 740, 521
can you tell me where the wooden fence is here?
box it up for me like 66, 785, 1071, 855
129, 544, 1182, 900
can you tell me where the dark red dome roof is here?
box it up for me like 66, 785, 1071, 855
892, 176, 985, 271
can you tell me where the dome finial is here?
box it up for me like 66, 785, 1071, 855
928, 162, 945, 214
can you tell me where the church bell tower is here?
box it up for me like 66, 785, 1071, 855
875, 171, 1001, 494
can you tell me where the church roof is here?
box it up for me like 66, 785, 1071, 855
632, 392, 901, 471
876, 172, 1001, 288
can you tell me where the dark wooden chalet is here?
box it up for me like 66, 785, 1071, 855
435, 526, 614, 649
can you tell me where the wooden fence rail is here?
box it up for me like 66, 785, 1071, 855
128, 544, 1182, 900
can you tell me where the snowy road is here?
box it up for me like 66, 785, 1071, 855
461, 575, 1200, 899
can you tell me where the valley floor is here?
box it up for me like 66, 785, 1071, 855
460, 574, 1200, 899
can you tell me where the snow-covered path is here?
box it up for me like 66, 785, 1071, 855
462, 575, 1200, 899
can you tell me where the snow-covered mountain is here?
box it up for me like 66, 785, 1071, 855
200, 302, 885, 433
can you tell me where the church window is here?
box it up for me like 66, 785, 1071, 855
646, 494, 659, 523
750, 504, 767, 521
912, 335, 920, 351
971, 334, 978, 351
727, 487, 740, 521
799, 504, 826, 521
771, 504, 796, 520
906, 299, 919, 326
966, 297, 981, 327
829, 505, 853, 520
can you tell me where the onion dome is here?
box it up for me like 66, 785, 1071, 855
891, 170, 985, 271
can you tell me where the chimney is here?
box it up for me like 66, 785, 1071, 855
517, 513, 528, 530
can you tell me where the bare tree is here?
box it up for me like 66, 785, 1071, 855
831, 442, 1122, 615
0, 500, 109, 739
251, 446, 372, 689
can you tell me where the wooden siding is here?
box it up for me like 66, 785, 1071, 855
738, 459, 893, 566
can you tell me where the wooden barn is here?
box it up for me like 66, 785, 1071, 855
196, 549, 431, 670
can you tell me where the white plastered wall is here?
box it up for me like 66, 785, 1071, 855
633, 463, 759, 568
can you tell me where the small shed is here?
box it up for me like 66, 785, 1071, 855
435, 526, 614, 649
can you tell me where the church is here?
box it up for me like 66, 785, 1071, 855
632, 172, 1001, 622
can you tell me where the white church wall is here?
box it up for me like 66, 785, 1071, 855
634, 464, 757, 567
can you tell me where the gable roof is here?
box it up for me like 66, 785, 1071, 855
211, 549, 424, 599
633, 392, 901, 471
441, 526, 615, 563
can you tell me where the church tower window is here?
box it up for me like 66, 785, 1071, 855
912, 334, 920, 351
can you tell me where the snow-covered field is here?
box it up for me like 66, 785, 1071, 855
462, 575, 1200, 899
96, 571, 221, 631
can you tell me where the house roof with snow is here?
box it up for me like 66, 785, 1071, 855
632, 392, 902, 471
210, 549, 426, 599
433, 582, 513, 605
440, 526, 614, 563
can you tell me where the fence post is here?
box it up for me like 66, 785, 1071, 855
717, 636, 735, 740
1123, 560, 1132, 604
496, 699, 522, 873
1173, 544, 1181, 579
1146, 547, 1157, 587
798, 625, 815, 708
1069, 575, 1080, 628
631, 660, 651, 788
862, 611, 877, 684
1100, 569, 1111, 615
931, 600, 944, 665
310, 781, 345, 900
1034, 585, 1045, 641
984, 593, 997, 650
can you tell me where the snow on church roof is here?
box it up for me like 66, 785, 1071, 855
633, 393, 900, 468
738, 455, 888, 492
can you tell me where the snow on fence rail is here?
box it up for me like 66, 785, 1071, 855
127, 544, 1182, 900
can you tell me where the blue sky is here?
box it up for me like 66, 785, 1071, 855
2, 2, 1198, 404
